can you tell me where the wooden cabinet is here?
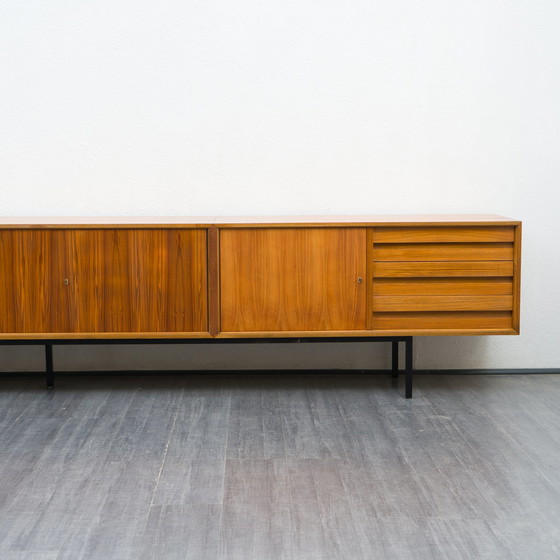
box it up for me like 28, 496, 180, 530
0, 215, 521, 339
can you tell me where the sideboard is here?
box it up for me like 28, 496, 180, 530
0, 215, 521, 397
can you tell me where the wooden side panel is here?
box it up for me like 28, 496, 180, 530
373, 243, 513, 262
512, 224, 522, 333
372, 261, 514, 278
366, 228, 375, 330
220, 228, 366, 332
372, 295, 513, 312
0, 230, 52, 333
372, 278, 513, 296
373, 226, 515, 243
371, 311, 512, 330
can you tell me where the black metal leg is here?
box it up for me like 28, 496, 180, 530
45, 344, 54, 389
405, 337, 413, 399
391, 341, 399, 378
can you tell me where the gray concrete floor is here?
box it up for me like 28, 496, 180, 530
0, 373, 559, 559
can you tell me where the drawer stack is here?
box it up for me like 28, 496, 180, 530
370, 226, 516, 331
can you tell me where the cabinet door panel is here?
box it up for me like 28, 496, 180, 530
0, 230, 52, 333
220, 228, 366, 332
1, 229, 207, 335
52, 229, 208, 334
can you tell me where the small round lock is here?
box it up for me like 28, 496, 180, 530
64, 278, 69, 286
357, 276, 363, 284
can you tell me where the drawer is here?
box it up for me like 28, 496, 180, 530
372, 278, 513, 296
371, 295, 513, 312
371, 311, 513, 330
372, 261, 514, 278
373, 226, 515, 243
373, 243, 513, 262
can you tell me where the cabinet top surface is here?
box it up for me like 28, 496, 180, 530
0, 214, 520, 228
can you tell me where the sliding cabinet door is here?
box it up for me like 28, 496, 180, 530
1, 228, 208, 336
52, 229, 208, 334
220, 227, 367, 332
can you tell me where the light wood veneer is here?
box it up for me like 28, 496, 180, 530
220, 228, 366, 332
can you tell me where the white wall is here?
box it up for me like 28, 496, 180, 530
1, 0, 559, 371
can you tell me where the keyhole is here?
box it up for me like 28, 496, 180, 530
64, 278, 69, 286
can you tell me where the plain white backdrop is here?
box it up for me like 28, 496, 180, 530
1, 0, 559, 371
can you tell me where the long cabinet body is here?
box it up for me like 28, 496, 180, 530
0, 215, 521, 340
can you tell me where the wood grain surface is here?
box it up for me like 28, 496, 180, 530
207, 227, 220, 336
0, 215, 520, 228
1, 218, 521, 338
372, 242, 513, 262
372, 261, 514, 278
371, 295, 513, 312
512, 224, 522, 333
369, 224, 518, 333
0, 229, 208, 334
220, 228, 367, 332
371, 311, 513, 330
366, 228, 376, 330
371, 278, 513, 296
211, 215, 519, 226
372, 226, 515, 243
0, 230, 52, 333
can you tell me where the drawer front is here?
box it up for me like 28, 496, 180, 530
372, 278, 513, 296
371, 311, 513, 330
372, 242, 513, 262
369, 226, 518, 333
371, 295, 513, 312
373, 226, 515, 243
372, 261, 514, 278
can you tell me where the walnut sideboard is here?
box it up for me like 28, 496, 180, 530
0, 215, 521, 398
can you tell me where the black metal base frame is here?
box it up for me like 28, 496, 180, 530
0, 336, 414, 399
